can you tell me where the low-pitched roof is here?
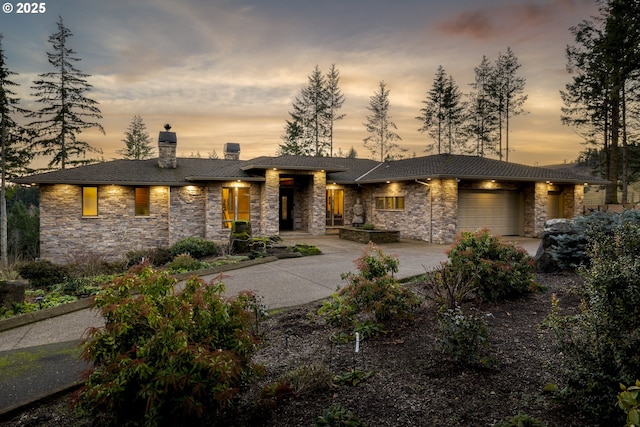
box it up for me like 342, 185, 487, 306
12, 154, 607, 186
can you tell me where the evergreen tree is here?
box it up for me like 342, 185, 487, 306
489, 47, 527, 162
0, 34, 33, 267
442, 74, 468, 154
117, 115, 154, 160
468, 55, 498, 157
363, 81, 404, 161
29, 16, 104, 170
346, 146, 358, 158
417, 66, 447, 154
325, 64, 345, 157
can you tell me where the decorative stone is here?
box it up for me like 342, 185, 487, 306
534, 218, 579, 272
0, 280, 26, 308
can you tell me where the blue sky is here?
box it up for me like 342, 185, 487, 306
0, 0, 600, 166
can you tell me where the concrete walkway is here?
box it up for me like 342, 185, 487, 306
0, 234, 541, 417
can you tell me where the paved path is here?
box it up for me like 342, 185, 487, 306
0, 235, 541, 417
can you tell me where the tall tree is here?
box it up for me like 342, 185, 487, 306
468, 55, 498, 157
562, 0, 640, 203
0, 35, 33, 268
417, 66, 447, 154
363, 81, 404, 161
29, 16, 104, 170
442, 74, 468, 154
325, 64, 345, 157
279, 65, 329, 156
117, 115, 154, 160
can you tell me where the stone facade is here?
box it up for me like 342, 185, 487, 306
169, 185, 206, 243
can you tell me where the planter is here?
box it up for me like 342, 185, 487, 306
338, 227, 400, 244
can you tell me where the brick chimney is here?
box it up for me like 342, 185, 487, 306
158, 124, 177, 168
224, 142, 240, 160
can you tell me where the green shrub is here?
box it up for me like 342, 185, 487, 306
125, 247, 172, 268
315, 404, 365, 427
544, 221, 640, 422
437, 305, 491, 367
77, 268, 261, 427
293, 243, 322, 256
446, 229, 535, 302
361, 223, 375, 230
169, 236, 218, 259
492, 411, 547, 427
618, 380, 640, 427
16, 260, 69, 289
319, 244, 420, 328
165, 253, 210, 273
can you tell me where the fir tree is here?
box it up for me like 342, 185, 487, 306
363, 81, 404, 161
117, 115, 154, 160
29, 16, 104, 170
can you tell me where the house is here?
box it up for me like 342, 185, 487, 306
13, 128, 607, 264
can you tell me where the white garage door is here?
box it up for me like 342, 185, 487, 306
458, 190, 521, 235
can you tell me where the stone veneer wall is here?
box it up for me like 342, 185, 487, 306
262, 170, 280, 236
522, 185, 535, 236
169, 186, 206, 244
429, 179, 458, 244
39, 184, 170, 264
309, 171, 326, 235
205, 182, 262, 242
533, 182, 548, 237
563, 184, 584, 218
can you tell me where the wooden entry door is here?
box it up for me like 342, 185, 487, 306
279, 188, 294, 230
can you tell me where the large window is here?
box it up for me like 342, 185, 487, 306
135, 187, 150, 216
222, 186, 250, 228
82, 187, 98, 216
375, 196, 405, 210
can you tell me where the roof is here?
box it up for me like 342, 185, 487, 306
12, 154, 608, 186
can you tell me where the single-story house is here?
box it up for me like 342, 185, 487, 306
13, 128, 607, 264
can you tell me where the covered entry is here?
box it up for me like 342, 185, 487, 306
458, 190, 521, 235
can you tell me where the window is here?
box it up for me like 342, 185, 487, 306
375, 196, 405, 210
82, 187, 98, 216
222, 186, 250, 228
135, 187, 150, 216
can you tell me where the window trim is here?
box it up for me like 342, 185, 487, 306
82, 186, 98, 217
374, 195, 405, 211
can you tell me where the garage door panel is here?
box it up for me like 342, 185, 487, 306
458, 190, 520, 235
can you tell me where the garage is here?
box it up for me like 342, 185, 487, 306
458, 190, 521, 235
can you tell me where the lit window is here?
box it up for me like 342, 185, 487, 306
135, 187, 150, 216
222, 186, 250, 228
82, 187, 98, 216
374, 196, 405, 210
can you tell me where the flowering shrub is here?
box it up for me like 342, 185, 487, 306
437, 305, 491, 366
77, 267, 261, 426
447, 229, 536, 302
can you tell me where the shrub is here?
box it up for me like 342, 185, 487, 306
165, 253, 210, 273
125, 247, 172, 268
437, 305, 491, 367
545, 221, 640, 422
618, 380, 640, 427
169, 236, 218, 259
422, 263, 477, 311
319, 244, 420, 328
16, 260, 69, 289
77, 268, 261, 426
493, 411, 547, 427
446, 229, 535, 302
315, 404, 365, 427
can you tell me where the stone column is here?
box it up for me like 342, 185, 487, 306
262, 169, 280, 235
308, 171, 326, 235
533, 182, 548, 237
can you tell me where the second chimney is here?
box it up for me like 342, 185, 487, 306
224, 142, 240, 160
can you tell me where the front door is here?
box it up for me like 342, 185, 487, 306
279, 188, 294, 230
326, 189, 344, 226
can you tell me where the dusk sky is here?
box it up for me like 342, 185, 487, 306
0, 0, 601, 167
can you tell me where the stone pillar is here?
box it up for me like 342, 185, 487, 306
262, 169, 280, 235
533, 182, 548, 238
564, 184, 584, 218
308, 171, 326, 235
430, 178, 458, 244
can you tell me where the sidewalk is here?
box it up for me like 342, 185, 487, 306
0, 235, 541, 418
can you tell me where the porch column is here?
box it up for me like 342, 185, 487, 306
564, 184, 584, 218
262, 169, 280, 235
308, 171, 326, 235
533, 182, 548, 237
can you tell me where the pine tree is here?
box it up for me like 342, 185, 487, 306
1, 34, 33, 267
417, 66, 447, 154
363, 81, 404, 161
442, 74, 467, 154
325, 64, 345, 156
468, 55, 498, 157
117, 115, 154, 160
29, 16, 104, 170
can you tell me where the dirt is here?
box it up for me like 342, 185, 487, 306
1, 272, 604, 427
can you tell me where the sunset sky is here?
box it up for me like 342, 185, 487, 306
0, 0, 601, 167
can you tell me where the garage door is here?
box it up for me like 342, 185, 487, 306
458, 190, 521, 235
